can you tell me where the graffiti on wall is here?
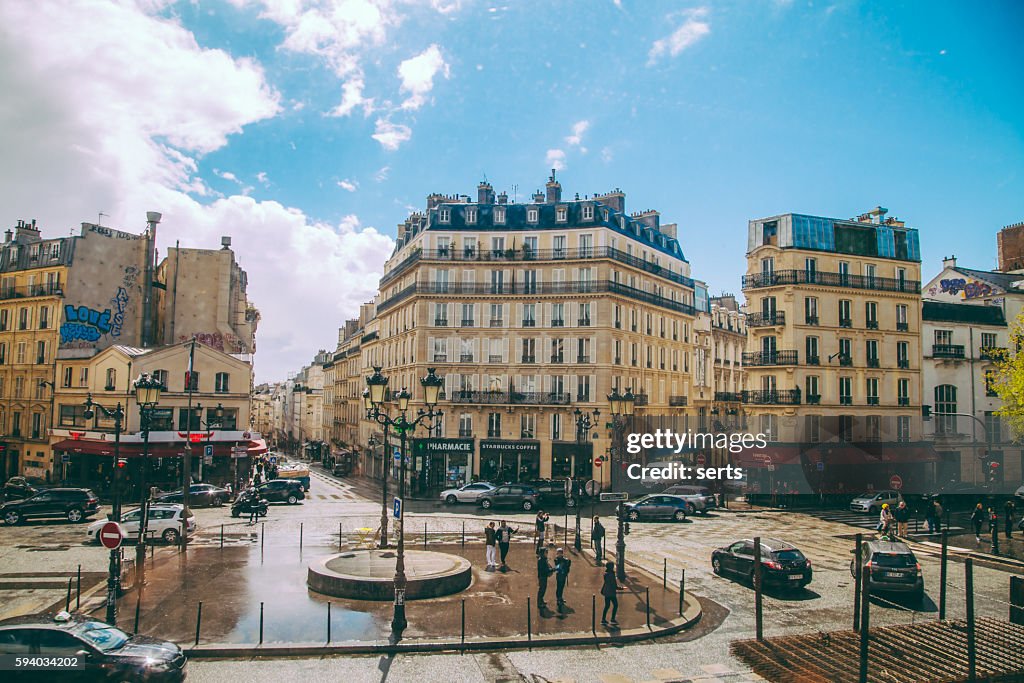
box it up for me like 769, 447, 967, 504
61, 305, 112, 343
178, 332, 244, 353
929, 277, 998, 300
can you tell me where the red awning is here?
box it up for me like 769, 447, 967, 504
52, 439, 249, 459
247, 439, 268, 454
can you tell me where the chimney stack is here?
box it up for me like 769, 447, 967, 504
545, 169, 562, 203
942, 255, 957, 269
496, 191, 508, 205
477, 181, 495, 204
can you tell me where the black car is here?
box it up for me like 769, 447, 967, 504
154, 483, 230, 507
1, 488, 100, 525
623, 494, 690, 522
476, 485, 540, 511
850, 539, 924, 602
712, 537, 813, 590
2, 477, 39, 502
257, 479, 306, 504
524, 479, 582, 508
0, 610, 186, 681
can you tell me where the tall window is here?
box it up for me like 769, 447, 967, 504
553, 235, 566, 258
0, 309, 6, 331
521, 338, 535, 363
866, 415, 880, 441
551, 338, 564, 363
520, 414, 536, 438
18, 307, 28, 330
866, 339, 879, 366
934, 384, 957, 435
62, 366, 72, 387
985, 411, 1002, 443
866, 378, 879, 405
522, 303, 536, 327
490, 303, 503, 326
896, 304, 908, 330
839, 338, 852, 365
31, 412, 42, 440
434, 303, 448, 326
806, 336, 819, 365
838, 299, 852, 327
39, 306, 49, 329
459, 413, 472, 437
487, 412, 501, 438
804, 297, 818, 324
461, 303, 475, 326
897, 341, 909, 368
79, 367, 88, 386
579, 302, 591, 326
35, 341, 46, 365
981, 332, 997, 350
494, 207, 506, 225
551, 303, 564, 326
805, 375, 819, 402
215, 372, 230, 393
576, 375, 591, 401
551, 413, 562, 440
152, 369, 168, 387
897, 416, 911, 442
105, 368, 116, 390
806, 414, 821, 442
865, 301, 878, 328
839, 377, 852, 405
898, 378, 910, 406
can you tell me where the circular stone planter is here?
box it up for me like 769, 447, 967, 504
307, 549, 472, 600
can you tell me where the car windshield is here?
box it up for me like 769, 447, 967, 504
72, 622, 130, 651
872, 552, 916, 567
775, 550, 805, 562
855, 492, 876, 499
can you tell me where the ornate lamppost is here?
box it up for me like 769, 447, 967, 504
364, 388, 391, 549
364, 367, 444, 637
606, 387, 635, 581
571, 406, 600, 552
133, 373, 164, 590
82, 394, 125, 625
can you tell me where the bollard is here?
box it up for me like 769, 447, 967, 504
462, 521, 465, 548
679, 569, 685, 616
592, 594, 596, 634
753, 536, 763, 641
65, 577, 72, 611
663, 558, 667, 589
563, 523, 567, 547
966, 559, 976, 681
76, 564, 81, 609
1010, 576, 1024, 626
327, 602, 331, 643
646, 587, 651, 629
194, 601, 203, 646
527, 597, 532, 644
220, 524, 224, 549
339, 522, 343, 551
939, 529, 948, 620
259, 601, 264, 644
424, 522, 427, 549
854, 533, 863, 632
134, 593, 141, 633
261, 522, 265, 550
300, 522, 304, 551
859, 560, 871, 683
461, 599, 466, 647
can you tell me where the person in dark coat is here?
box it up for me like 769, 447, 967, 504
536, 544, 554, 609
497, 520, 518, 569
600, 561, 621, 626
893, 501, 910, 538
971, 503, 985, 542
592, 516, 606, 564
1006, 499, 1016, 539
554, 548, 572, 608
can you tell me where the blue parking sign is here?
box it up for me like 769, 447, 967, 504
393, 497, 403, 520
393, 448, 401, 461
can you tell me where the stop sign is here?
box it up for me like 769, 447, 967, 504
889, 475, 903, 491
593, 457, 602, 467
99, 521, 125, 550
695, 454, 707, 467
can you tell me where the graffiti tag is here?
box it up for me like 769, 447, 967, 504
61, 305, 112, 344
109, 287, 128, 338
939, 278, 994, 299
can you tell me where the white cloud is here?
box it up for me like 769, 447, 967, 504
647, 7, 710, 66
372, 118, 412, 150
216, 169, 240, 183
338, 178, 358, 192
398, 44, 450, 111
0, 1, 393, 381
374, 166, 391, 182
565, 119, 590, 150
329, 77, 374, 117
546, 149, 567, 171
257, 171, 270, 185
601, 146, 614, 163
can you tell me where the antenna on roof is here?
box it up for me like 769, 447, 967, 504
512, 184, 518, 203
98, 211, 107, 227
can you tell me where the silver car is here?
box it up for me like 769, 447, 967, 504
849, 489, 903, 514
440, 482, 495, 505
662, 484, 718, 515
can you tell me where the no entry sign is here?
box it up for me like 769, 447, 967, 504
889, 475, 903, 491
695, 454, 707, 466
99, 521, 125, 550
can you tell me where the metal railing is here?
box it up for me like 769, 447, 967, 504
741, 390, 801, 405
449, 391, 572, 405
668, 395, 688, 406
742, 269, 920, 293
933, 344, 965, 359
746, 311, 785, 327
715, 392, 742, 402
0, 283, 63, 301
742, 350, 798, 366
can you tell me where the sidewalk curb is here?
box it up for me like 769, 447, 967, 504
181, 593, 702, 658
909, 538, 1024, 571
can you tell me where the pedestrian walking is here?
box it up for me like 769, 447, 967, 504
535, 510, 550, 549
253, 471, 262, 487
246, 487, 260, 525
592, 516, 606, 564
925, 499, 937, 533
484, 521, 498, 570
497, 520, 518, 569
536, 544, 553, 609
932, 499, 944, 534
971, 502, 985, 542
600, 561, 622, 626
894, 501, 910, 538
554, 547, 572, 608
989, 507, 1000, 553
1005, 499, 1016, 539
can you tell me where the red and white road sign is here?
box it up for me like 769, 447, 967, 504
889, 475, 903, 491
99, 521, 125, 550
695, 454, 707, 467
593, 457, 602, 467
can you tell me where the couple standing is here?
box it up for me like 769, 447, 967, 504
484, 520, 519, 570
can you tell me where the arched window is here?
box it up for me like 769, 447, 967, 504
934, 384, 957, 435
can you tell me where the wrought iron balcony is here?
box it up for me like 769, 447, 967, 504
433, 354, 448, 362
668, 395, 688, 407
805, 315, 819, 326
866, 320, 879, 330
433, 318, 448, 327
461, 319, 475, 327
896, 322, 909, 332
489, 319, 503, 327
807, 356, 820, 366
459, 354, 474, 362
898, 359, 910, 369
742, 269, 920, 294
867, 397, 880, 405
450, 390, 571, 405
867, 358, 880, 368
933, 344, 965, 359
742, 350, 798, 366
746, 311, 786, 327
715, 392, 743, 402
898, 397, 910, 406
521, 355, 536, 363
806, 394, 821, 405
741, 389, 801, 405
488, 354, 503, 363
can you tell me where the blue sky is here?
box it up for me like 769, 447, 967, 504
1, 1, 1022, 380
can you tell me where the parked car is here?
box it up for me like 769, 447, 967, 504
87, 504, 195, 545
154, 483, 230, 507
440, 482, 495, 504
257, 479, 305, 504
476, 485, 540, 511
522, 479, 581, 508
849, 489, 903, 514
712, 538, 813, 590
622, 494, 690, 522
0, 610, 187, 681
0, 488, 100, 525
850, 539, 924, 602
2, 476, 39, 502
662, 484, 717, 515
1015, 483, 1024, 502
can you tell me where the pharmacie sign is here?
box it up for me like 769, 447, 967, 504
414, 438, 474, 454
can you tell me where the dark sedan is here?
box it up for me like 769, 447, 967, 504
257, 479, 306, 504
154, 483, 230, 507
0, 610, 186, 681
712, 537, 813, 590
622, 494, 690, 522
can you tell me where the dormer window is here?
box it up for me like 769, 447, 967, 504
439, 208, 451, 224
494, 207, 506, 225
527, 208, 538, 223
582, 204, 594, 221
465, 207, 477, 225
556, 206, 567, 222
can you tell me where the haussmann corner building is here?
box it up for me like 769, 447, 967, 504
738, 207, 937, 496
360, 172, 711, 495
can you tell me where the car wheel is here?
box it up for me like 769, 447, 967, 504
231, 509, 240, 518
566, 497, 576, 509
849, 560, 857, 578
628, 510, 640, 522
481, 499, 492, 509
287, 494, 298, 505
673, 510, 686, 522
4, 510, 21, 525
446, 494, 458, 505
213, 497, 224, 507
686, 503, 696, 516
66, 508, 84, 523
712, 557, 722, 575
522, 500, 534, 511
162, 528, 179, 544
869, 505, 878, 515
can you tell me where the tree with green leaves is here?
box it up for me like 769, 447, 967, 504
988, 318, 1024, 439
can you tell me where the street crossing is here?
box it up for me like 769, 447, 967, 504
796, 507, 965, 534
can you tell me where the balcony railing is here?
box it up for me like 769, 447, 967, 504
578, 318, 591, 326
668, 395, 688, 406
933, 344, 965, 359
632, 393, 649, 406
490, 319, 503, 327
450, 390, 572, 405
867, 397, 880, 405
715, 392, 743, 402
898, 359, 910, 369
488, 354, 503, 363
898, 397, 910, 406
742, 350, 798, 366
552, 319, 565, 327
805, 315, 819, 326
867, 358, 880, 368
741, 389, 801, 405
550, 355, 564, 364
458, 429, 473, 438
746, 311, 785, 327
522, 319, 536, 327
521, 355, 536, 363
433, 354, 448, 362
839, 319, 853, 328
807, 394, 821, 405
461, 319, 475, 327
896, 322, 909, 332
807, 355, 820, 366
839, 355, 853, 367
742, 269, 920, 293
866, 320, 879, 330
0, 283, 63, 301
576, 356, 590, 363
840, 396, 853, 405
434, 318, 448, 326
460, 354, 474, 362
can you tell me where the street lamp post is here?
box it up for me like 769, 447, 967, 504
178, 402, 224, 547
365, 388, 391, 549
607, 388, 635, 581
83, 395, 125, 625
133, 373, 164, 591
571, 407, 600, 552
364, 367, 444, 638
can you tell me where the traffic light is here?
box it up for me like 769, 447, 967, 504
921, 405, 932, 421
116, 459, 127, 469
987, 461, 1000, 483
